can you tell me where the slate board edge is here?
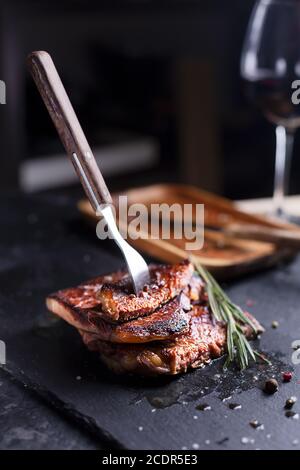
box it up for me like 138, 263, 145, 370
2, 364, 125, 450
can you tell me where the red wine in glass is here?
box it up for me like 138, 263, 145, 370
245, 76, 300, 129
241, 0, 300, 219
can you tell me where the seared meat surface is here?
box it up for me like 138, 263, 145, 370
46, 260, 263, 376
47, 291, 192, 343
80, 307, 262, 375
98, 260, 196, 322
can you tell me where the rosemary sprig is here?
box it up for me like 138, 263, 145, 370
191, 257, 269, 370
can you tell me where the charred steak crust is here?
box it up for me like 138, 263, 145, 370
79, 306, 224, 376
88, 293, 191, 343
47, 291, 192, 343
97, 260, 196, 322
80, 308, 263, 376
46, 261, 264, 376
46, 265, 203, 343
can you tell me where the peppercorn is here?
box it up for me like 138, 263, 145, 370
264, 378, 278, 394
249, 420, 264, 430
285, 397, 297, 409
282, 371, 293, 382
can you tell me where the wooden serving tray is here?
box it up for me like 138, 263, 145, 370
78, 183, 298, 278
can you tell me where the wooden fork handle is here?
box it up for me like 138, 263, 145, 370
27, 51, 112, 210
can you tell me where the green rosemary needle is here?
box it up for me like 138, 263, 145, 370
191, 257, 269, 370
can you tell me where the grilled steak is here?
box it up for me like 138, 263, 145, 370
79, 307, 263, 376
47, 291, 192, 343
46, 260, 263, 376
98, 260, 196, 322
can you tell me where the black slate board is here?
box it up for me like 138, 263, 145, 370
0, 369, 100, 450
1, 192, 300, 450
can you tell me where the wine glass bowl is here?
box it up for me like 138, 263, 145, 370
241, 0, 300, 218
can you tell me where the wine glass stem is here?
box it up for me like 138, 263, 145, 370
273, 125, 294, 217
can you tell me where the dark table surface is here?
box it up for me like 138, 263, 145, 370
1, 189, 300, 450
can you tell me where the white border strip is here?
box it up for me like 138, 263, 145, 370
236, 195, 300, 217
20, 138, 159, 192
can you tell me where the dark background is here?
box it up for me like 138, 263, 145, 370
1, 0, 300, 200
1, 1, 300, 451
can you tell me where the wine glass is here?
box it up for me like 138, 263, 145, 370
241, 0, 300, 219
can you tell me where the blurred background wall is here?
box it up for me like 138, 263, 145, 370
1, 0, 300, 200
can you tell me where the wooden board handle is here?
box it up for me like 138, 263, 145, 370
27, 51, 112, 210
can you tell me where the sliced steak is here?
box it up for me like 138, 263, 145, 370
46, 291, 191, 343
79, 308, 264, 376
46, 261, 263, 376
98, 260, 196, 322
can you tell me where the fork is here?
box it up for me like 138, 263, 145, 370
27, 51, 150, 294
